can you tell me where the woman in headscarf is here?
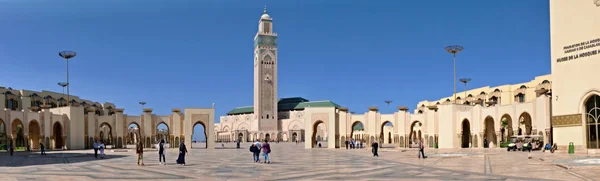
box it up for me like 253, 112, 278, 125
176, 139, 188, 166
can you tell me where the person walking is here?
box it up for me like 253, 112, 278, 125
93, 140, 99, 158
371, 141, 379, 157
158, 139, 166, 165
99, 141, 105, 159
136, 141, 144, 166
176, 140, 188, 166
262, 140, 271, 164
418, 139, 426, 159
40, 143, 46, 156
345, 140, 349, 149
249, 143, 261, 163
9, 142, 14, 156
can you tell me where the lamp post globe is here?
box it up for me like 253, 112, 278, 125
444, 45, 464, 104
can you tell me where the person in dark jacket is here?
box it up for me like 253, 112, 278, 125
345, 140, 349, 149
158, 139, 166, 165
40, 143, 46, 156
262, 140, 271, 164
9, 143, 14, 156
176, 140, 188, 165
249, 143, 261, 162
371, 141, 379, 157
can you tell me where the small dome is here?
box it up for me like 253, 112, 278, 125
261, 13, 271, 20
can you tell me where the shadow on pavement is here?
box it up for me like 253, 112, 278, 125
0, 151, 127, 167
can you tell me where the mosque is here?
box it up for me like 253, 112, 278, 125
217, 1, 600, 153
2, 1, 599, 153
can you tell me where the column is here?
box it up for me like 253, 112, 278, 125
479, 132, 484, 148
495, 131, 501, 148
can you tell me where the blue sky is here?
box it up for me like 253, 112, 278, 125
0, 0, 550, 141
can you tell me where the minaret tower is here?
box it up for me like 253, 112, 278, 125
254, 7, 278, 131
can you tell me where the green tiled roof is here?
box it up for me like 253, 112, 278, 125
226, 97, 342, 115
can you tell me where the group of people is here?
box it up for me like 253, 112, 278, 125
92, 140, 106, 159
135, 139, 188, 166
249, 140, 271, 164
345, 139, 364, 149
348, 138, 427, 159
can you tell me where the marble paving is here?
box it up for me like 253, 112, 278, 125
0, 143, 598, 181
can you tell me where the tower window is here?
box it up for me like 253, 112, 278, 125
266, 114, 269, 119
263, 22, 271, 33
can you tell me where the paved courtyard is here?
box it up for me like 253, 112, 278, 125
0, 143, 599, 181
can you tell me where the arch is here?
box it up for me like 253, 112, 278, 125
417, 110, 423, 114
409, 121, 422, 147
518, 112, 532, 135
350, 121, 364, 140
99, 122, 113, 145
468, 94, 473, 97
500, 114, 513, 142
28, 120, 41, 150
12, 119, 25, 148
237, 122, 249, 130
265, 133, 271, 142
494, 89, 501, 92
480, 91, 486, 95
175, 136, 180, 146
53, 122, 64, 149
520, 85, 527, 89
192, 121, 207, 149
484, 116, 496, 148
238, 133, 244, 142
156, 122, 170, 144
584, 94, 600, 149
380, 121, 393, 145
461, 119, 471, 148
436, 102, 440, 105
126, 122, 141, 145
0, 119, 6, 150
311, 120, 326, 148
542, 80, 550, 84
287, 120, 303, 130
222, 125, 230, 132
445, 99, 451, 102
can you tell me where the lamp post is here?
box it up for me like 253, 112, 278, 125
459, 78, 472, 104
445, 45, 464, 104
139, 101, 146, 110
59, 51, 76, 106
58, 82, 68, 106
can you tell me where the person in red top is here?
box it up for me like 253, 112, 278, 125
262, 140, 271, 164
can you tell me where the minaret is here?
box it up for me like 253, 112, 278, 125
254, 7, 278, 131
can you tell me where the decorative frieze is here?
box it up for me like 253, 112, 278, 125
552, 114, 582, 127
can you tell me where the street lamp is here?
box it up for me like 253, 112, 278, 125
58, 82, 68, 106
139, 101, 146, 110
445, 45, 464, 104
459, 78, 472, 104
59, 50, 76, 106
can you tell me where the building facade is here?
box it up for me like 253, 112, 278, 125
0, 87, 215, 150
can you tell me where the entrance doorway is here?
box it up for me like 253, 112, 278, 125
461, 119, 471, 148
53, 122, 64, 149
312, 121, 326, 148
192, 122, 207, 149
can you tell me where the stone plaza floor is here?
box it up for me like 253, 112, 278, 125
0, 143, 599, 181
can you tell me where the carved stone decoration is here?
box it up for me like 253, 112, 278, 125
296, 112, 304, 119
552, 114, 582, 127
245, 115, 250, 121
595, 0, 600, 7
311, 113, 329, 124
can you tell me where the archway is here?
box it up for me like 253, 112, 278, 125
380, 121, 394, 147
409, 121, 422, 148
585, 94, 600, 149
98, 123, 112, 145
350, 121, 365, 142
192, 122, 207, 149
29, 120, 41, 150
156, 122, 169, 146
238, 133, 244, 142
292, 132, 298, 142
53, 122, 64, 149
12, 119, 25, 149
500, 114, 513, 142
312, 120, 326, 148
461, 119, 471, 148
484, 116, 496, 148
519, 112, 532, 135
265, 133, 271, 142
126, 123, 140, 147
0, 119, 6, 150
